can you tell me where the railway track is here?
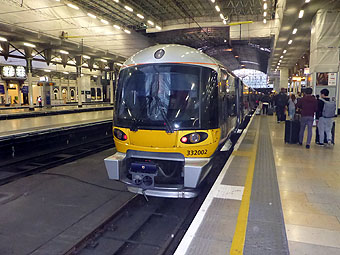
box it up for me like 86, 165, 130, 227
0, 137, 114, 186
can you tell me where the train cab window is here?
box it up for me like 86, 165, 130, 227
115, 64, 206, 130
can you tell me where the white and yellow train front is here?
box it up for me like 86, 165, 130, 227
104, 44, 237, 198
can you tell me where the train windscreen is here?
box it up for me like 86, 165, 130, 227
115, 64, 217, 130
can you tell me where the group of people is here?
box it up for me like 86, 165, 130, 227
270, 87, 335, 149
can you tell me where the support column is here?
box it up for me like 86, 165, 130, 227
67, 76, 71, 102
76, 66, 82, 107
279, 68, 289, 90
110, 71, 114, 105
27, 58, 34, 111
310, 9, 340, 111
4, 81, 9, 106
17, 83, 22, 106
75, 56, 83, 108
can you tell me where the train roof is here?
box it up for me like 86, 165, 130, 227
122, 44, 223, 71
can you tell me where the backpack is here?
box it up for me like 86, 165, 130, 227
321, 98, 336, 118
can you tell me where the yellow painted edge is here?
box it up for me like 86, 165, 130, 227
232, 151, 252, 157
229, 118, 260, 255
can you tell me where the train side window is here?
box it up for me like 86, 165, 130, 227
228, 76, 237, 116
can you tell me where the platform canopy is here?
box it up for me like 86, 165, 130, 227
0, 0, 278, 73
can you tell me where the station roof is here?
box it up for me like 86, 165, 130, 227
0, 0, 338, 77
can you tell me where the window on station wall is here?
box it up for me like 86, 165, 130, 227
233, 69, 270, 88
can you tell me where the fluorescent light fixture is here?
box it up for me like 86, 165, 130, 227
93, 75, 98, 78
83, 55, 91, 59
280, 55, 283, 59
87, 13, 96, 19
279, 59, 282, 62
63, 71, 69, 74
305, 0, 310, 3
105, 66, 109, 69
44, 69, 51, 72
215, 5, 220, 12
82, 63, 88, 67
124, 6, 133, 12
67, 3, 79, 10
263, 19, 267, 24
116, 63, 123, 66
147, 20, 154, 26
113, 0, 119, 3
292, 28, 298, 34
299, 10, 304, 18
283, 49, 287, 54
24, 42, 36, 48
288, 40, 293, 44
223, 19, 227, 24
211, 0, 215, 3
278, 63, 281, 65
113, 25, 121, 30
55, 0, 60, 2
53, 57, 62, 61
0, 36, 7, 42
156, 25, 162, 30
219, 13, 224, 19
137, 13, 144, 19
93, 64, 99, 68
264, 11, 267, 17
124, 29, 131, 34
60, 50, 69, 54
264, 3, 267, 10
101, 19, 109, 25
101, 59, 107, 63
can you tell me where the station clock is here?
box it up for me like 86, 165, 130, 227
2, 66, 15, 77
1, 65, 27, 80
16, 66, 26, 78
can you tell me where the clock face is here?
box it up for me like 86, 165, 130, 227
16, 66, 26, 78
2, 66, 15, 77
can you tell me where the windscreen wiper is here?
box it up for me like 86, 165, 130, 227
154, 96, 174, 133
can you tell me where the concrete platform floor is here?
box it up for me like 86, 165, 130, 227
0, 110, 113, 138
176, 114, 340, 255
0, 149, 133, 255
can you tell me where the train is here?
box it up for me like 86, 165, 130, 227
104, 44, 256, 198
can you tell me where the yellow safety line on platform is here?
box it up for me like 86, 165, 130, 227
230, 118, 260, 255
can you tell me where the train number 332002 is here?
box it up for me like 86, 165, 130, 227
186, 149, 207, 156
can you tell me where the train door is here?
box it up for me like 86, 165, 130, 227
219, 69, 228, 139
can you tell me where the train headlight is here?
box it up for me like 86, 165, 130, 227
114, 129, 128, 141
189, 133, 200, 143
180, 132, 208, 144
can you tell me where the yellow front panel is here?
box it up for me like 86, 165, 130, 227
113, 127, 221, 158
129, 130, 178, 148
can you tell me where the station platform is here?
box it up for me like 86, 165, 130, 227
175, 114, 340, 255
0, 103, 113, 120
0, 110, 113, 139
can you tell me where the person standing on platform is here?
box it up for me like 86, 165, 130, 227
296, 88, 318, 149
38, 96, 42, 108
274, 88, 288, 123
288, 94, 297, 120
260, 93, 271, 115
316, 88, 336, 147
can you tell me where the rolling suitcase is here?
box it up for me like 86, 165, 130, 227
267, 107, 274, 115
285, 120, 300, 144
315, 121, 335, 144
